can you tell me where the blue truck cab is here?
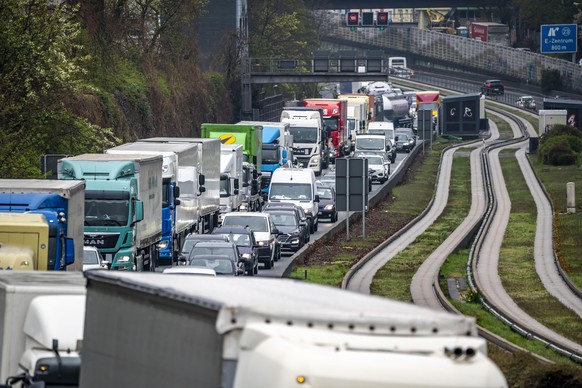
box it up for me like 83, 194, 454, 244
0, 179, 86, 271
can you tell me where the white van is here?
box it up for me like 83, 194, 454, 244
368, 121, 395, 140
268, 167, 320, 232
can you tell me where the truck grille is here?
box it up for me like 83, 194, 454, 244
84, 233, 120, 249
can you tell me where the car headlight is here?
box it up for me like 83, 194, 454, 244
117, 255, 131, 263
241, 253, 252, 260
290, 237, 300, 244
240, 203, 248, 210
258, 240, 267, 247
304, 208, 312, 215
312, 156, 320, 164
157, 241, 169, 250
325, 204, 334, 211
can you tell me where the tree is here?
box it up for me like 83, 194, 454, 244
248, 0, 317, 58
0, 0, 118, 177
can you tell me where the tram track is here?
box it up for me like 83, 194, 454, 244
343, 79, 582, 362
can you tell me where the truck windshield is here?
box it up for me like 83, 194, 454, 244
269, 183, 312, 201
261, 147, 279, 164
84, 199, 129, 226
289, 127, 318, 143
220, 176, 230, 197
356, 138, 384, 150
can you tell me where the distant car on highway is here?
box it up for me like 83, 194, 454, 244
262, 202, 311, 242
179, 233, 229, 262
162, 266, 217, 276
188, 255, 245, 276
212, 226, 259, 276
264, 209, 307, 253
481, 79, 504, 96
83, 246, 109, 271
221, 212, 281, 269
516, 95, 536, 111
317, 185, 337, 222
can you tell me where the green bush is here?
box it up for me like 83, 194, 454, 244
541, 141, 577, 165
545, 124, 582, 138
538, 125, 582, 166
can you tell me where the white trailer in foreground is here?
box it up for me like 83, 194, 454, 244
80, 272, 507, 388
0, 272, 86, 386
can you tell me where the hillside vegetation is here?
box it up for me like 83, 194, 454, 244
0, 0, 321, 178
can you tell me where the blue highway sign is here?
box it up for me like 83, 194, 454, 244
540, 24, 577, 54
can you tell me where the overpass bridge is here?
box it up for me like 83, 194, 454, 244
306, 0, 486, 9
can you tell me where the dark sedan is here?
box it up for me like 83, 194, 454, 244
212, 226, 259, 276
188, 255, 245, 276
317, 185, 337, 222
264, 209, 307, 253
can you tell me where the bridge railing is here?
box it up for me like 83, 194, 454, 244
250, 56, 390, 74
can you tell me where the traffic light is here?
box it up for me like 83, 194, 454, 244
361, 12, 374, 26
377, 12, 389, 30
346, 12, 359, 31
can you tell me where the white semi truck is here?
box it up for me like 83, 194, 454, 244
219, 144, 243, 219
0, 272, 86, 387
137, 137, 221, 233
79, 271, 507, 388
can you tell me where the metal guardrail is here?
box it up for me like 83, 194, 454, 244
250, 57, 390, 75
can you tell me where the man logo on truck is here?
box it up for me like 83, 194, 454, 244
219, 134, 236, 144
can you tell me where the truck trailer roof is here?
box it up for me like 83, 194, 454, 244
85, 272, 477, 337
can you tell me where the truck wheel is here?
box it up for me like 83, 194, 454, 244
314, 219, 318, 232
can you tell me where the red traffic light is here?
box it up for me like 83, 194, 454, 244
377, 12, 389, 25
346, 12, 359, 26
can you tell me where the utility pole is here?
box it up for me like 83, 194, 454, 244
239, 0, 252, 119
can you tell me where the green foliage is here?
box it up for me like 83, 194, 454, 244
538, 125, 582, 166
0, 0, 95, 177
248, 0, 318, 58
541, 69, 562, 93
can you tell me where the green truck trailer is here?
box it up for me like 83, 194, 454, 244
200, 124, 263, 211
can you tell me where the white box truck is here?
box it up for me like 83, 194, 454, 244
79, 271, 507, 388
0, 272, 86, 386
538, 109, 567, 135
138, 138, 221, 233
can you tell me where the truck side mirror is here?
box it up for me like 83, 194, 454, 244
199, 174, 206, 195
252, 170, 258, 180
134, 200, 144, 223
174, 185, 181, 198
315, 194, 320, 202
64, 237, 75, 266
234, 178, 239, 190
